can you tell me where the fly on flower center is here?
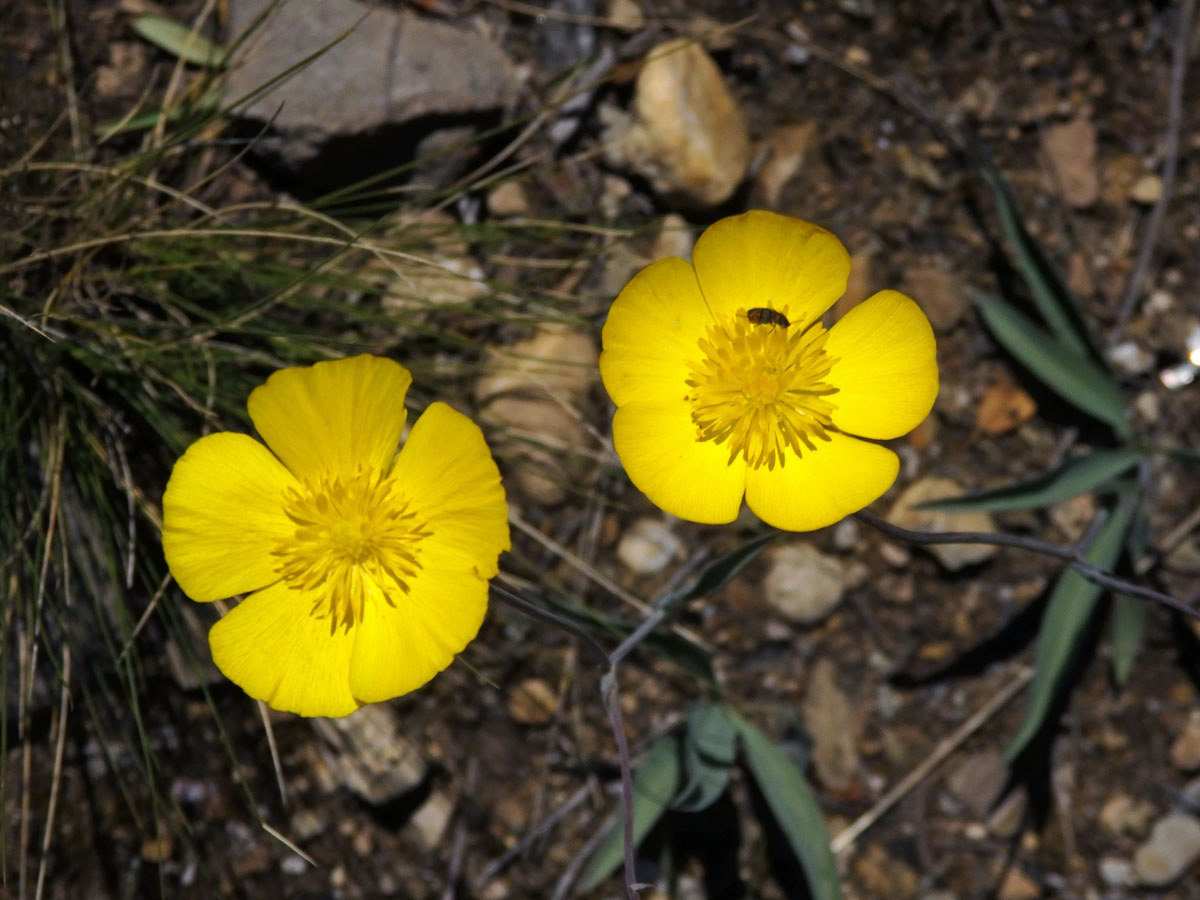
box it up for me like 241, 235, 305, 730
683, 308, 842, 471
271, 467, 432, 633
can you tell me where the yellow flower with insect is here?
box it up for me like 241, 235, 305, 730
600, 210, 938, 531
162, 355, 510, 717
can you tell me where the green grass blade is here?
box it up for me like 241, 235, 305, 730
729, 711, 842, 900
132, 14, 226, 67
1005, 492, 1137, 760
918, 449, 1141, 513
972, 290, 1129, 437
94, 89, 222, 139
578, 732, 683, 892
976, 155, 1102, 361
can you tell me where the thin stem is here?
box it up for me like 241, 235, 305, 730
490, 583, 645, 898
854, 510, 1197, 620
489, 585, 610, 666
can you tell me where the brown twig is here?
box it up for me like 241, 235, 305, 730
831, 666, 1032, 857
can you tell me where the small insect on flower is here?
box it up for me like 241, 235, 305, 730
746, 307, 791, 329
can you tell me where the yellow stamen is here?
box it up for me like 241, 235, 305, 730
685, 309, 839, 470
272, 467, 431, 633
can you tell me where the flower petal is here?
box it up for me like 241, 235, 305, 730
612, 401, 746, 524
825, 290, 938, 439
349, 554, 489, 703
208, 581, 361, 717
388, 401, 511, 570
691, 211, 850, 329
247, 355, 412, 481
348, 401, 507, 702
599, 257, 712, 408
744, 433, 898, 531
162, 432, 297, 602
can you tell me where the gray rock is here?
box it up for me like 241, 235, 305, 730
802, 658, 861, 794
311, 704, 427, 806
1098, 857, 1133, 888
225, 0, 519, 186
945, 750, 1008, 818
1133, 811, 1200, 887
762, 542, 846, 625
617, 517, 683, 575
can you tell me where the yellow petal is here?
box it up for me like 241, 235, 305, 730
691, 211, 850, 329
388, 402, 511, 571
247, 355, 412, 481
600, 257, 712, 407
825, 290, 939, 439
208, 581, 361, 717
744, 433, 898, 531
349, 554, 488, 702
162, 432, 297, 602
612, 401, 746, 524
348, 401, 506, 703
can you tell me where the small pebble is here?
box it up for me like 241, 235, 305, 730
1130, 173, 1163, 205
762, 543, 846, 624
996, 866, 1040, 900
280, 855, 308, 876
1098, 857, 1133, 887
832, 517, 861, 551
1098, 793, 1154, 835
507, 678, 559, 725
1108, 340, 1154, 376
1133, 811, 1200, 887
616, 517, 683, 574
1169, 713, 1200, 771
888, 477, 997, 571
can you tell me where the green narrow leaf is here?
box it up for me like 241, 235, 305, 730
1110, 593, 1146, 686
94, 89, 222, 139
972, 290, 1129, 437
657, 533, 776, 616
578, 733, 682, 892
675, 702, 737, 813
976, 155, 1102, 361
1111, 502, 1150, 685
729, 711, 842, 900
918, 449, 1141, 513
132, 15, 226, 67
1005, 492, 1137, 760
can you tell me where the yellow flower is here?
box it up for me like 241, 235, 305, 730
162, 355, 510, 717
599, 211, 938, 532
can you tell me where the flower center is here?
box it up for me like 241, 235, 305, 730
272, 467, 431, 633
684, 309, 839, 470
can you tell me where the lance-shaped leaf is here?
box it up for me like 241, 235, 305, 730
1111, 501, 1150, 685
657, 533, 776, 617
578, 733, 682, 892
675, 702, 738, 813
972, 290, 1129, 437
730, 711, 841, 900
132, 15, 226, 67
919, 449, 1140, 513
1006, 490, 1137, 760
976, 155, 1103, 362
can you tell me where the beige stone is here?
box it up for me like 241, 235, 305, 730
887, 476, 998, 571
475, 325, 598, 505
614, 39, 750, 207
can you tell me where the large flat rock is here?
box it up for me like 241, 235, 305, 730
225, 0, 519, 185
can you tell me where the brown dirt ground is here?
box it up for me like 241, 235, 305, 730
4, 1, 1200, 898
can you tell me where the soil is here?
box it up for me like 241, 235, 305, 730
4, 1, 1200, 899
